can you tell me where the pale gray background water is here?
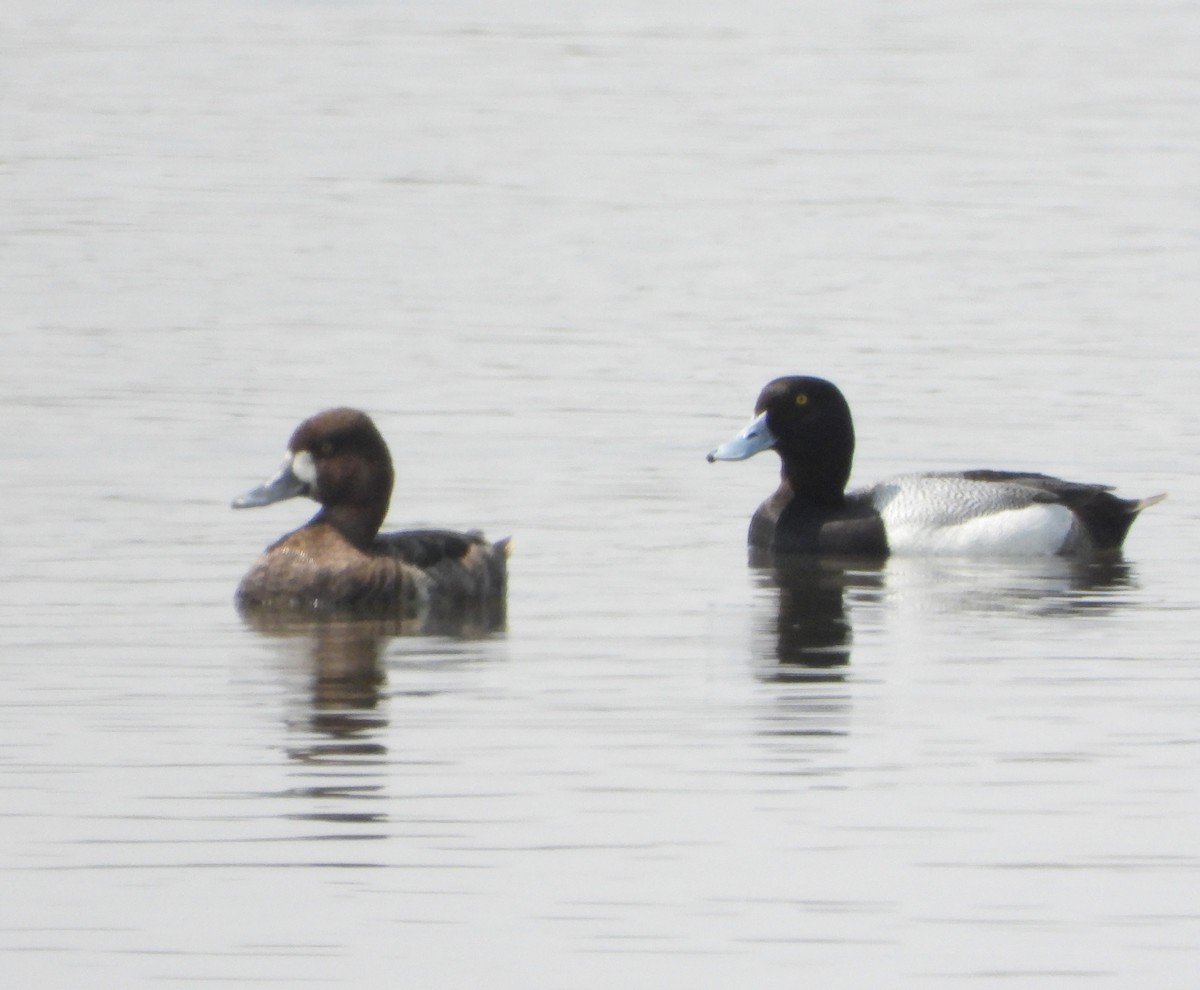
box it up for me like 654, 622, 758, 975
3, 0, 1199, 986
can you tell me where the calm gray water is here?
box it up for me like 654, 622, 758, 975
3, 0, 1199, 986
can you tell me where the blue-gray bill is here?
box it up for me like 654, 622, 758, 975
706, 410, 776, 462
231, 456, 309, 509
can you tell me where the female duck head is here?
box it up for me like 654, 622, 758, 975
232, 407, 395, 548
708, 376, 856, 505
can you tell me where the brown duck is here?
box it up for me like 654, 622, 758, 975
233, 408, 509, 619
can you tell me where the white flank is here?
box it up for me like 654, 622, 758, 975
870, 475, 1076, 556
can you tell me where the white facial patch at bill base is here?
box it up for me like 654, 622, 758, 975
291, 449, 318, 488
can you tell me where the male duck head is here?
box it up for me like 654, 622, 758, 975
233, 407, 394, 550
708, 376, 855, 506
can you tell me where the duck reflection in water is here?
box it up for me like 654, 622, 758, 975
876, 553, 1142, 618
241, 611, 395, 735
240, 603, 506, 743
751, 547, 1142, 679
750, 549, 883, 678
238, 603, 505, 835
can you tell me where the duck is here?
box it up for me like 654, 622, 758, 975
707, 376, 1163, 558
232, 407, 509, 616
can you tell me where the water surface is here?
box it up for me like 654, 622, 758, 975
3, 0, 1199, 986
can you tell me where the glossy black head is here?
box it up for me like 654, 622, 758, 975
758, 377, 855, 502
709, 376, 855, 505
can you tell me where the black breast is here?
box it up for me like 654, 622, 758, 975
751, 487, 889, 558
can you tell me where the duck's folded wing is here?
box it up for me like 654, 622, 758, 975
373, 529, 510, 601
957, 470, 1115, 500
373, 529, 483, 568
871, 473, 1061, 526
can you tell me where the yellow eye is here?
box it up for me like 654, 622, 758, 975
795, 394, 808, 407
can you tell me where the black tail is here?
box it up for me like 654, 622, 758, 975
1080, 492, 1165, 551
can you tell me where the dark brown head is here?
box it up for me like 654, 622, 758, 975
233, 408, 395, 548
